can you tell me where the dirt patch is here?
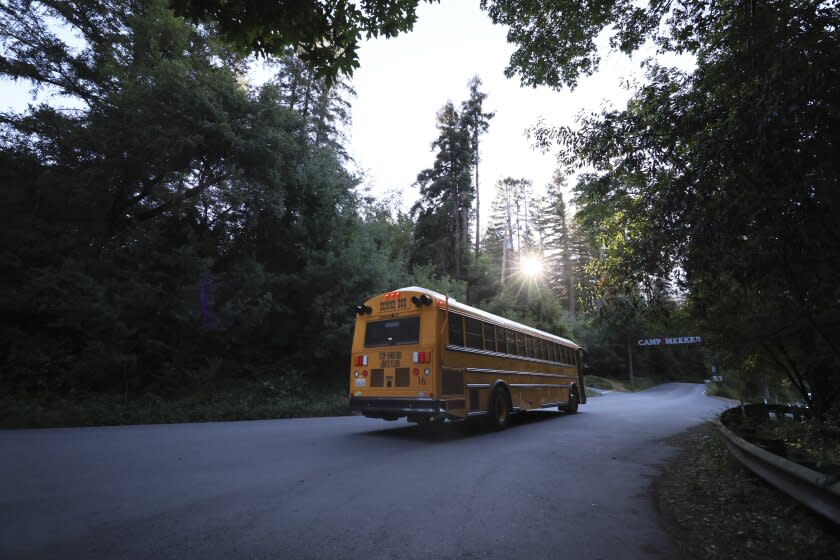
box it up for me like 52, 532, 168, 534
654, 423, 840, 560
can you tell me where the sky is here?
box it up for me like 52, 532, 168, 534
343, 1, 650, 231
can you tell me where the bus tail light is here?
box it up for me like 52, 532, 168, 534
412, 352, 431, 364
413, 368, 419, 376
363, 370, 368, 377
356, 355, 368, 366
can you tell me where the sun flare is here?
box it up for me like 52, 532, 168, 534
519, 255, 543, 279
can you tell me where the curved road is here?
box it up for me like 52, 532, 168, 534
0, 383, 728, 559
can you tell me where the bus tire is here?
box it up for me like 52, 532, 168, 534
488, 386, 510, 430
563, 387, 579, 415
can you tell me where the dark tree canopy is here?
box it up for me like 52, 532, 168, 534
170, 0, 437, 83
0, 0, 412, 400
460, 76, 494, 255
481, 0, 665, 89
509, 1, 840, 415
411, 101, 475, 279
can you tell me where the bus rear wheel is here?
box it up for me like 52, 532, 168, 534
489, 387, 510, 430
562, 387, 579, 415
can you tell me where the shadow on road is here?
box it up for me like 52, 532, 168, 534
354, 409, 577, 443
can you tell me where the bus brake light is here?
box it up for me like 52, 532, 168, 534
413, 351, 430, 363
356, 355, 368, 366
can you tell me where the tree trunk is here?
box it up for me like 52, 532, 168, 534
314, 85, 331, 147
474, 132, 480, 255
561, 210, 575, 315
501, 184, 513, 286
452, 160, 461, 278
501, 235, 508, 286
462, 203, 470, 273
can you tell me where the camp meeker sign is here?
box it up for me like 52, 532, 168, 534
636, 336, 702, 347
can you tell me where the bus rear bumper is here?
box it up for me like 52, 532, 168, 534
349, 397, 447, 419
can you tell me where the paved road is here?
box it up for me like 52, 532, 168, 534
0, 383, 728, 559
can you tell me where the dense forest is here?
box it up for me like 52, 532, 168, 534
1, 0, 838, 425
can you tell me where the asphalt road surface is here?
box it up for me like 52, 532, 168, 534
0, 383, 729, 560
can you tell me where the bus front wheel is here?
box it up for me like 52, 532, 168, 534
489, 387, 510, 430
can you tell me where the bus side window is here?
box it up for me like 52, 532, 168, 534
539, 339, 548, 361
449, 313, 465, 346
515, 332, 525, 356
465, 317, 483, 349
534, 338, 543, 360
495, 327, 505, 353
524, 336, 534, 358
571, 349, 577, 366
565, 347, 572, 364
552, 343, 560, 363
483, 323, 496, 352
506, 330, 516, 356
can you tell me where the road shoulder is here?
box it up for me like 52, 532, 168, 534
653, 423, 840, 560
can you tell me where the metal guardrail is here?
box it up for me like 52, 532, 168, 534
718, 406, 840, 524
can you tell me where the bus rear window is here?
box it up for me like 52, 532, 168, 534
364, 317, 420, 347
449, 313, 465, 346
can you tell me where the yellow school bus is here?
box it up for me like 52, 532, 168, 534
349, 287, 586, 428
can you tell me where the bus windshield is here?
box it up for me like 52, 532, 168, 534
364, 317, 420, 347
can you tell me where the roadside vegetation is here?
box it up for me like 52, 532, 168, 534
656, 424, 840, 560
708, 369, 840, 475
719, 405, 840, 475
0, 381, 349, 429
704, 382, 741, 401
585, 375, 658, 393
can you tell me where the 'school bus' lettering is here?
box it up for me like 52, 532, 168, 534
349, 287, 587, 429
379, 298, 407, 312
